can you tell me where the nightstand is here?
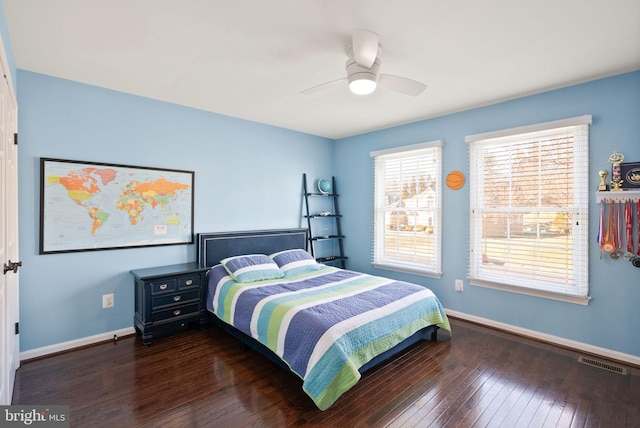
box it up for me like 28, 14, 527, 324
131, 262, 209, 345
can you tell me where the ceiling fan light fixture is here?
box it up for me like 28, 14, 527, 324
349, 76, 377, 95
301, 32, 426, 97
346, 56, 381, 95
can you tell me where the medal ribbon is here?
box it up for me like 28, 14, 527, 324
612, 202, 620, 250
605, 203, 614, 249
637, 200, 640, 256
597, 200, 604, 246
625, 200, 633, 253
617, 201, 624, 250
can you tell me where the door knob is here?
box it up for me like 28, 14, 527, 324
3, 260, 22, 274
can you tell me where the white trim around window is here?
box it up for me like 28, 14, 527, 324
371, 140, 443, 278
466, 116, 591, 305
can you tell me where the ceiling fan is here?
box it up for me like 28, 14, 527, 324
301, 29, 427, 97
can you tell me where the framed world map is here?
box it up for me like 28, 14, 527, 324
40, 158, 194, 254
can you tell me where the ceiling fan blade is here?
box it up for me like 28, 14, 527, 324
352, 29, 379, 68
300, 78, 347, 95
378, 74, 427, 96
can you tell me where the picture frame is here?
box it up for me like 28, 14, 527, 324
40, 158, 195, 254
620, 162, 640, 189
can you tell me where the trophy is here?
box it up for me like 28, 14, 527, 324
608, 150, 624, 191
598, 170, 609, 191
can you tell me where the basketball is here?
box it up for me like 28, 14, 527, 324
446, 171, 465, 190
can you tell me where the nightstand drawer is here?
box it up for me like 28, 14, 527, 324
153, 303, 200, 322
152, 290, 200, 308
178, 275, 200, 289
151, 279, 177, 294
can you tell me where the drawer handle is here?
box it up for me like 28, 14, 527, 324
185, 279, 193, 285
159, 284, 168, 290
173, 296, 181, 302
173, 309, 181, 316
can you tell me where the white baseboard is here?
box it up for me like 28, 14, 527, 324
20, 327, 137, 361
445, 309, 640, 367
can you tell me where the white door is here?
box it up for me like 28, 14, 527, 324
0, 60, 19, 405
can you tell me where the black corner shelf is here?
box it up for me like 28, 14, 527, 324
303, 173, 347, 269
304, 214, 343, 219
304, 192, 340, 197
316, 256, 348, 265
310, 235, 345, 241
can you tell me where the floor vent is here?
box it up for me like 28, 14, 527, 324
577, 356, 627, 375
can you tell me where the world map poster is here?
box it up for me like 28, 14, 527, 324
40, 158, 194, 254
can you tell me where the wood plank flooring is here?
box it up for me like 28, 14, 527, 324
12, 317, 640, 427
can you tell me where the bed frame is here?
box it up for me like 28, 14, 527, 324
197, 228, 439, 375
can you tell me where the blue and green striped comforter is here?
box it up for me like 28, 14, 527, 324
206, 265, 450, 410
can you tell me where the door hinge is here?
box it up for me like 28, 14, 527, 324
15, 322, 19, 335
14, 132, 18, 145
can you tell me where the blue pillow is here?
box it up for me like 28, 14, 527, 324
270, 249, 322, 276
220, 254, 284, 283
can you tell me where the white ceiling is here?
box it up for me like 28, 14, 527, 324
3, 0, 640, 139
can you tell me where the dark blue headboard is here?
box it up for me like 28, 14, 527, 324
197, 229, 308, 267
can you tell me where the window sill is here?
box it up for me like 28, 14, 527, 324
372, 262, 442, 279
469, 278, 591, 305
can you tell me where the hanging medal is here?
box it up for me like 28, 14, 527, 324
597, 200, 604, 247
625, 200, 633, 253
637, 201, 640, 256
610, 202, 621, 259
601, 202, 615, 254
635, 200, 640, 267
622, 200, 636, 262
618, 200, 624, 257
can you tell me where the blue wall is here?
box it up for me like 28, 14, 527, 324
335, 71, 640, 358
17, 71, 334, 351
14, 71, 640, 357
5, 0, 639, 358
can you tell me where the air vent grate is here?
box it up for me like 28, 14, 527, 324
578, 356, 627, 375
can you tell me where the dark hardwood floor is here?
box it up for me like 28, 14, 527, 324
12, 317, 639, 427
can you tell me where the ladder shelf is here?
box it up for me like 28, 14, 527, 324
303, 173, 347, 268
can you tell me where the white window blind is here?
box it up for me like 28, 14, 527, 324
371, 141, 442, 277
466, 116, 591, 304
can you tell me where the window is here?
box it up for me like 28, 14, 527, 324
371, 141, 442, 277
466, 116, 591, 305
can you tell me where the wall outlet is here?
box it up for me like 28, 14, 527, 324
455, 279, 464, 292
102, 293, 114, 308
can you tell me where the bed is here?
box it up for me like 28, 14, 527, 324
198, 228, 450, 410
